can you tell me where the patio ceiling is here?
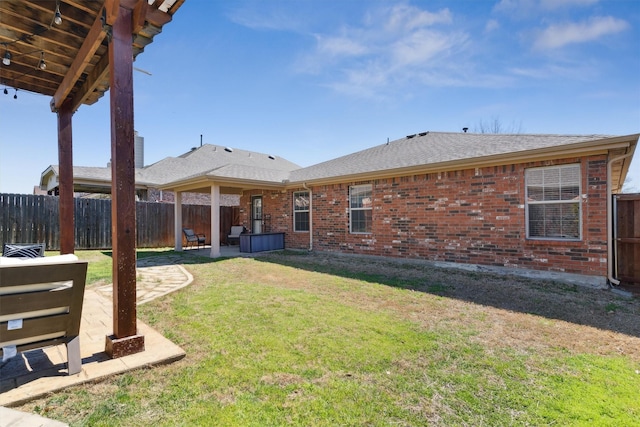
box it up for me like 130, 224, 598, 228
0, 0, 183, 111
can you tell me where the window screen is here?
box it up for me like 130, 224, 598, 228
526, 164, 581, 239
293, 191, 310, 232
350, 185, 372, 233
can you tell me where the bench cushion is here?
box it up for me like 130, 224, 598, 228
0, 254, 78, 267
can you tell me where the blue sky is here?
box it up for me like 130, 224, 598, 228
1, 0, 639, 194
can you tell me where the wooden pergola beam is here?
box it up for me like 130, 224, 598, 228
132, 0, 148, 34
50, 0, 174, 112
70, 52, 110, 109
50, 9, 108, 112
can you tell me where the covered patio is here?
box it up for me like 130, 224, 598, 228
1, 0, 184, 361
157, 146, 301, 257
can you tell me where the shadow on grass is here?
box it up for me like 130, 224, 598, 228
255, 251, 640, 338
97, 249, 223, 267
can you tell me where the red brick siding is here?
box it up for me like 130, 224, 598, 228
241, 155, 609, 277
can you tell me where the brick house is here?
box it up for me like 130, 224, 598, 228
41, 131, 637, 286
160, 131, 637, 288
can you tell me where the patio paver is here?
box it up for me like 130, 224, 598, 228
1, 255, 191, 409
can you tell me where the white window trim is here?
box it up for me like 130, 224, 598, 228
349, 184, 372, 234
293, 191, 310, 232
525, 164, 582, 241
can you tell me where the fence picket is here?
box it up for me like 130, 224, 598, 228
0, 193, 231, 250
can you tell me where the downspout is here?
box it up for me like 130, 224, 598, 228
607, 151, 633, 286
303, 183, 313, 251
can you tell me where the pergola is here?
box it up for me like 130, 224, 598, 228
0, 0, 184, 357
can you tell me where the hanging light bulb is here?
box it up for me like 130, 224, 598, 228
39, 52, 46, 70
14, 89, 18, 99
2, 51, 10, 66
54, 3, 63, 25
3, 88, 7, 95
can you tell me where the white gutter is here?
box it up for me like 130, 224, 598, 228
302, 183, 313, 251
607, 151, 634, 286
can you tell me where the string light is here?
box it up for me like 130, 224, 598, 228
54, 1, 63, 25
3, 88, 7, 95
14, 89, 17, 99
38, 52, 46, 70
1, 1, 58, 72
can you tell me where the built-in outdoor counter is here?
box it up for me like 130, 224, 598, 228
239, 232, 285, 253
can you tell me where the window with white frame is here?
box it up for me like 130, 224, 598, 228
293, 191, 310, 232
525, 164, 581, 240
349, 184, 372, 233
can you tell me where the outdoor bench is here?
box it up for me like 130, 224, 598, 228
0, 254, 88, 375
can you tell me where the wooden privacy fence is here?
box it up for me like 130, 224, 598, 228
616, 193, 640, 285
0, 193, 239, 250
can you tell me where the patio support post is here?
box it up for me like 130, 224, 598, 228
57, 99, 75, 255
211, 184, 221, 258
105, 3, 144, 358
174, 191, 183, 251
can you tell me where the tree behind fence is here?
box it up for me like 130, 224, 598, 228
0, 193, 216, 250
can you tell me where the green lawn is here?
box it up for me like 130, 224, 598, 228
25, 250, 640, 426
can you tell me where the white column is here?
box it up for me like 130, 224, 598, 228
210, 184, 221, 258
174, 191, 183, 251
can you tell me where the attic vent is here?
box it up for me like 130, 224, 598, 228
418, 132, 428, 136
224, 147, 233, 152
406, 134, 416, 139
268, 155, 276, 160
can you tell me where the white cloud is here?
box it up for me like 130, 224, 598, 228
391, 29, 467, 66
316, 35, 368, 57
509, 63, 597, 80
382, 4, 452, 32
540, 0, 599, 9
485, 19, 500, 33
227, 5, 306, 32
495, 0, 598, 13
294, 5, 473, 98
533, 16, 629, 50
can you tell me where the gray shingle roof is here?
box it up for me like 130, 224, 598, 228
288, 132, 618, 182
46, 132, 636, 190
139, 144, 300, 186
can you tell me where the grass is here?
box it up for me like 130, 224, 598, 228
23, 251, 640, 426
47, 249, 187, 286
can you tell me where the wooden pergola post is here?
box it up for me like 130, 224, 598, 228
105, 2, 144, 358
57, 99, 75, 255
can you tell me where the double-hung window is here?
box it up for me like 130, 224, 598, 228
525, 164, 581, 240
293, 191, 310, 232
349, 184, 372, 233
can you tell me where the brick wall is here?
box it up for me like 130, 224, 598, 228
240, 155, 609, 277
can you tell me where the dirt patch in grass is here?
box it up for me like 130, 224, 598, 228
258, 251, 640, 362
